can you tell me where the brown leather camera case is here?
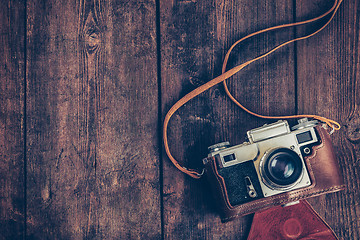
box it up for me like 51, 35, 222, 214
203, 125, 345, 222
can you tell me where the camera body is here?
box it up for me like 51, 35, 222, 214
204, 118, 320, 207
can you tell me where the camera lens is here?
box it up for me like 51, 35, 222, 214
263, 148, 303, 188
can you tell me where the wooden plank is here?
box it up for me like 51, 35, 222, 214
26, 0, 160, 238
296, 0, 360, 239
160, 0, 295, 238
0, 1, 26, 239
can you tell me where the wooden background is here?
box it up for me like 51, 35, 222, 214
0, 0, 359, 239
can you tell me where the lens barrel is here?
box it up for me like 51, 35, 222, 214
262, 148, 303, 189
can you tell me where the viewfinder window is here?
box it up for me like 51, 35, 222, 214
223, 153, 236, 162
296, 131, 313, 144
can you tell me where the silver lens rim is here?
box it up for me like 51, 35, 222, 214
259, 147, 304, 191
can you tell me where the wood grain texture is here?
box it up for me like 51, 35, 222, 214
1, 0, 359, 239
160, 0, 296, 239
296, 1, 360, 239
26, 0, 160, 239
0, 1, 26, 239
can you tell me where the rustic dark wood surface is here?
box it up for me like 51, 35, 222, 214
0, 0, 359, 239
0, 0, 26, 239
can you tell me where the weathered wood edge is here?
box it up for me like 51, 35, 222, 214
0, 1, 26, 239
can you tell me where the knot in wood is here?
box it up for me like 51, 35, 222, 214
85, 32, 101, 53
346, 115, 360, 143
189, 76, 206, 87
83, 12, 102, 54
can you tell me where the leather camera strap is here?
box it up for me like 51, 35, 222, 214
163, 0, 343, 179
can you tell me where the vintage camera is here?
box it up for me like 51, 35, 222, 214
204, 118, 320, 207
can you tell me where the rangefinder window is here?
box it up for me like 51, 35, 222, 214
223, 153, 236, 162
296, 131, 313, 144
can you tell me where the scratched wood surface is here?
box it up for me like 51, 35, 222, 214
26, 0, 160, 239
0, 0, 359, 239
0, 0, 26, 239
